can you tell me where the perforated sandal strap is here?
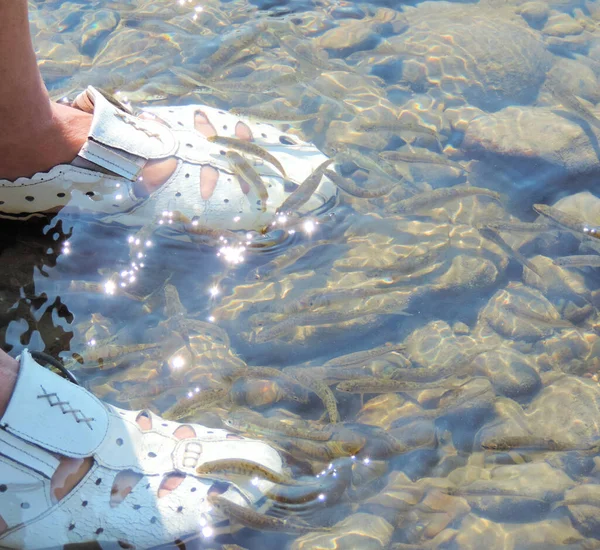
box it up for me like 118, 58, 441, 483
0, 350, 109, 458
81, 87, 178, 163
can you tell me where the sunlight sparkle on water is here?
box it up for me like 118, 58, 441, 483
218, 245, 246, 265
104, 280, 116, 295
172, 355, 185, 369
303, 219, 317, 235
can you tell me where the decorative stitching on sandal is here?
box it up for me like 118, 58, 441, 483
115, 112, 162, 141
37, 386, 95, 430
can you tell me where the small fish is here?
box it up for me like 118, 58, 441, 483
203, 22, 268, 71
483, 220, 553, 233
335, 148, 397, 181
267, 457, 353, 506
164, 284, 186, 318
232, 366, 310, 403
389, 345, 494, 383
379, 149, 467, 172
277, 438, 360, 460
169, 211, 241, 245
197, 459, 299, 485
392, 186, 501, 214
254, 306, 374, 343
172, 67, 298, 95
208, 494, 324, 534
252, 240, 328, 280
388, 363, 474, 383
533, 204, 600, 240
276, 36, 333, 71
282, 286, 388, 314
209, 136, 286, 178
254, 318, 297, 343
277, 158, 334, 213
288, 370, 339, 423
357, 117, 442, 147
226, 151, 269, 211
548, 80, 600, 132
480, 435, 577, 452
336, 378, 443, 393
323, 169, 394, 198
163, 386, 228, 421
180, 319, 231, 348
553, 255, 600, 268
224, 409, 332, 441
477, 226, 541, 276
229, 106, 318, 124
72, 343, 159, 365
286, 365, 374, 384
163, 284, 196, 359
366, 238, 451, 280
324, 342, 406, 367
504, 302, 573, 329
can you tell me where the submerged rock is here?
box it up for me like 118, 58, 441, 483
398, 3, 552, 110
291, 512, 394, 550
463, 106, 600, 175
471, 347, 541, 400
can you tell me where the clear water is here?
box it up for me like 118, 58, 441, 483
6, 0, 600, 547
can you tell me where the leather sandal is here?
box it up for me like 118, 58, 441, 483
0, 349, 285, 549
0, 86, 337, 231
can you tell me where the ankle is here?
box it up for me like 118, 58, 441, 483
0, 102, 92, 181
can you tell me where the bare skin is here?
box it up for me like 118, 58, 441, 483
0, 1, 177, 188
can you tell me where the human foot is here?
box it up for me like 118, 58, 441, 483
0, 86, 337, 231
0, 350, 286, 548
0, 101, 92, 182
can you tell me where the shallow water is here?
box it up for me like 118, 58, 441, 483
6, 0, 600, 547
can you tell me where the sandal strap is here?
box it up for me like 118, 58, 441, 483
82, 87, 177, 166
0, 349, 285, 549
0, 429, 59, 478
0, 350, 109, 458
78, 140, 145, 181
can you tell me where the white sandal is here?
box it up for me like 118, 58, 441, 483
0, 350, 285, 549
0, 86, 337, 231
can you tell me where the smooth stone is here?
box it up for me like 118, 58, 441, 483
547, 57, 600, 104
543, 13, 584, 36
478, 282, 567, 342
472, 348, 541, 400
318, 21, 381, 57
516, 1, 550, 28
398, 3, 552, 110
290, 513, 394, 550
463, 106, 600, 175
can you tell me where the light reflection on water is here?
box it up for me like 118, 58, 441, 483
6, 0, 600, 546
